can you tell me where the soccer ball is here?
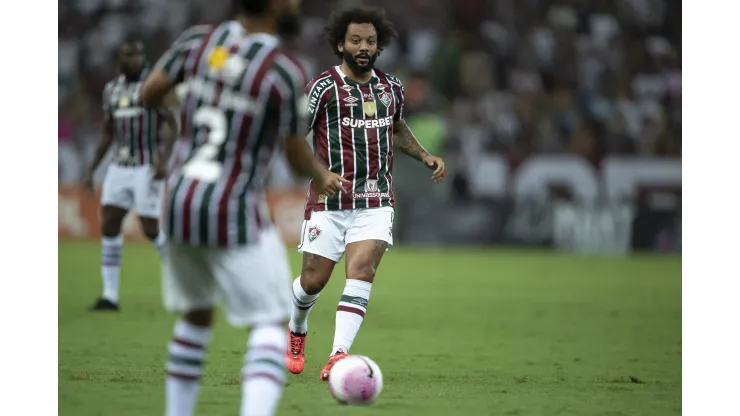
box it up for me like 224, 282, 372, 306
328, 355, 383, 405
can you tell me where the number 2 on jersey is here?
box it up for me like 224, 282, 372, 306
182, 107, 227, 182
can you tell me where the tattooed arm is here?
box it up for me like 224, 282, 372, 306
393, 119, 430, 162
393, 119, 446, 182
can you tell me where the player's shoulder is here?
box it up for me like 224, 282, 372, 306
375, 69, 403, 88
272, 52, 308, 86
305, 69, 336, 94
102, 76, 122, 94
173, 24, 214, 46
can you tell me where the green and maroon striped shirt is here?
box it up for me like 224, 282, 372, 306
155, 21, 306, 247
102, 72, 163, 166
303, 66, 404, 219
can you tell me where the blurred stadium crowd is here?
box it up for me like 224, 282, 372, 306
59, 0, 681, 187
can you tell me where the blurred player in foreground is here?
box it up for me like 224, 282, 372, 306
85, 38, 177, 311
286, 7, 446, 380
141, 0, 344, 414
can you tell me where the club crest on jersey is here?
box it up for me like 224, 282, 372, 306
378, 92, 392, 107
317, 193, 327, 204
308, 225, 322, 242
365, 179, 379, 193
363, 101, 377, 117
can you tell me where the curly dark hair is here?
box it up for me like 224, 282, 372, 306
236, 0, 269, 15
324, 7, 397, 58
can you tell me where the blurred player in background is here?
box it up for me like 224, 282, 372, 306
84, 38, 177, 311
141, 0, 345, 414
286, 7, 446, 381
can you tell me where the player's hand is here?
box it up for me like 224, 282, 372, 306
316, 170, 350, 197
83, 172, 95, 196
422, 155, 446, 183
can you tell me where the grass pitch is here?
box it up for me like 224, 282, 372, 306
59, 241, 681, 415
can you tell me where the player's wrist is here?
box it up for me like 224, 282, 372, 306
312, 163, 329, 180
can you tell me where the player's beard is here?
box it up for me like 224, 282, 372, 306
343, 50, 377, 75
122, 66, 143, 82
277, 13, 300, 39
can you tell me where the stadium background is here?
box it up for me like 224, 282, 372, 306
58, 0, 682, 414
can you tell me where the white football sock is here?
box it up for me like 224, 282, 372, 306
241, 325, 287, 416
289, 276, 320, 334
154, 230, 168, 259
101, 235, 123, 303
332, 279, 372, 354
165, 320, 213, 416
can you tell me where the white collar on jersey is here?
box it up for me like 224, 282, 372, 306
335, 65, 378, 84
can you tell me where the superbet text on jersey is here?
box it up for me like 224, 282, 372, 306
303, 66, 405, 219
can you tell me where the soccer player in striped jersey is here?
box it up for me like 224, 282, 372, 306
84, 38, 177, 311
286, 7, 447, 381
141, 0, 345, 415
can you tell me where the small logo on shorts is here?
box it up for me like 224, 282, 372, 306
308, 225, 322, 242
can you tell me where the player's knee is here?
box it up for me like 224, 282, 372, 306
299, 253, 334, 295
139, 219, 160, 240
183, 308, 214, 327
346, 259, 377, 282
300, 270, 330, 295
142, 227, 159, 241
101, 217, 123, 237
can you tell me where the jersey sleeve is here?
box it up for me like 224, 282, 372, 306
387, 75, 405, 122
101, 83, 113, 122
154, 25, 211, 85
304, 76, 332, 129
274, 56, 309, 138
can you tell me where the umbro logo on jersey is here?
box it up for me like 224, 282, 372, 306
343, 95, 359, 107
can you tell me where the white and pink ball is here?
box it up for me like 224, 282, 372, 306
328, 355, 383, 406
